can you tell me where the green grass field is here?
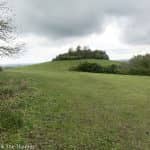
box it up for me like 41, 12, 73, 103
0, 59, 150, 150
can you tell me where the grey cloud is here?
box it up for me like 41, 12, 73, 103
11, 0, 150, 45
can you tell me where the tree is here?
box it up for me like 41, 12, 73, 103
53, 46, 109, 61
68, 47, 73, 54
0, 1, 22, 57
83, 46, 89, 51
76, 45, 81, 52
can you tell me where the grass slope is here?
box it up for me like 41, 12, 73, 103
0, 59, 150, 150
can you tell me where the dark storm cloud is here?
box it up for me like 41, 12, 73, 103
11, 0, 150, 45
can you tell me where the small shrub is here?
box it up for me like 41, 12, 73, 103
117, 62, 130, 75
105, 64, 119, 74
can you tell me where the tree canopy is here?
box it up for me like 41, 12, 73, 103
53, 46, 109, 61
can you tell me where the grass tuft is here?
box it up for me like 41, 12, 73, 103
0, 109, 23, 131
0, 79, 28, 100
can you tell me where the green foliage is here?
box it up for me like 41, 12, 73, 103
104, 64, 119, 74
128, 54, 150, 75
119, 54, 150, 75
73, 62, 119, 74
73, 62, 104, 73
73, 54, 150, 76
53, 45, 109, 61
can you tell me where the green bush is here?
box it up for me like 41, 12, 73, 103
104, 64, 119, 74
73, 62, 119, 74
74, 62, 104, 73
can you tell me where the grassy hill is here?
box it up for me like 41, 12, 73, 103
0, 59, 150, 149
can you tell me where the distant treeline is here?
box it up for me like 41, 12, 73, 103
53, 46, 109, 61
73, 54, 150, 76
120, 54, 150, 75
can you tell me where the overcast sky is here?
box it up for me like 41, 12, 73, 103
1, 0, 150, 65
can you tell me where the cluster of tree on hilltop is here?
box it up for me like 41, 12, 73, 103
53, 46, 109, 61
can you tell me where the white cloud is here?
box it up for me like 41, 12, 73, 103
1, 22, 150, 65
1, 0, 150, 65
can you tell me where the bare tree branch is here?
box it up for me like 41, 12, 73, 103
0, 44, 24, 57
0, 0, 22, 57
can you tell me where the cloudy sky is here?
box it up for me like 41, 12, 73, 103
1, 0, 150, 65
